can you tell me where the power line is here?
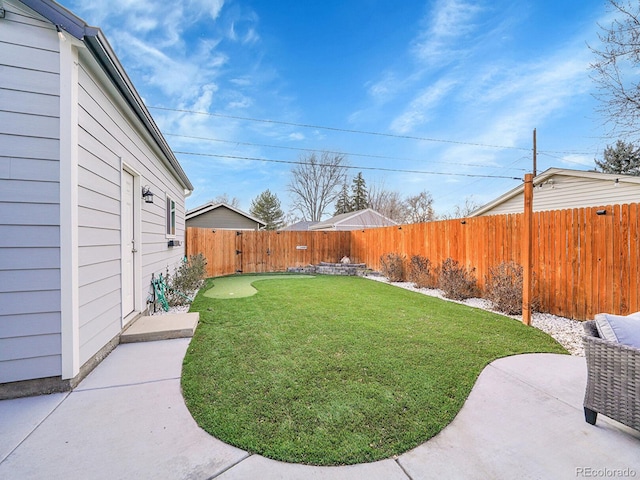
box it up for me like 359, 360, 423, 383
165, 132, 528, 171
173, 150, 524, 180
147, 105, 592, 155
150, 105, 534, 152
152, 105, 598, 156
436, 155, 531, 206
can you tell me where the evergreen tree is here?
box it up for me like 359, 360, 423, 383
249, 189, 285, 230
334, 182, 352, 215
595, 140, 640, 176
351, 172, 369, 211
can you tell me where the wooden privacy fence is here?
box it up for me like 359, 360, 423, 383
350, 203, 640, 320
186, 203, 640, 320
185, 228, 351, 278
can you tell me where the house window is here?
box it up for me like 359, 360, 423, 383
166, 195, 176, 236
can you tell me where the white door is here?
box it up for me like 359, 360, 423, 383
122, 170, 135, 317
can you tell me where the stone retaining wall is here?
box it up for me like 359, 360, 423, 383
287, 262, 368, 276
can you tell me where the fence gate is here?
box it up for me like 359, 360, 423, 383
235, 231, 243, 273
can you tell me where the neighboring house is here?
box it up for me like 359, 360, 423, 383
280, 220, 318, 231
0, 0, 193, 397
186, 202, 266, 230
470, 168, 640, 217
310, 209, 397, 231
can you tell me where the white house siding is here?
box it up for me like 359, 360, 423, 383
480, 175, 640, 216
0, 2, 62, 382
75, 55, 186, 365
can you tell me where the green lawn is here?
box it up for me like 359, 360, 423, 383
182, 275, 567, 466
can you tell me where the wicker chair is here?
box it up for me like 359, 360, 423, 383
582, 320, 640, 432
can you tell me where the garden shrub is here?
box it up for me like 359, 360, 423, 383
166, 253, 207, 306
485, 261, 539, 314
379, 253, 406, 282
437, 258, 478, 300
408, 254, 435, 288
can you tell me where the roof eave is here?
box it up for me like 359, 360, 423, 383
84, 33, 193, 191
21, 0, 193, 192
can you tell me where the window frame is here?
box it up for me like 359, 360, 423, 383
166, 194, 176, 238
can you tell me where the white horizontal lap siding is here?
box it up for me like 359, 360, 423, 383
0, 1, 62, 383
485, 177, 640, 215
76, 57, 185, 361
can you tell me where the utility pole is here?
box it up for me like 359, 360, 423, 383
522, 128, 537, 326
522, 173, 533, 326
533, 128, 537, 177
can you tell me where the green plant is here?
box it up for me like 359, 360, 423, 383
166, 254, 207, 306
379, 253, 405, 282
437, 258, 478, 300
485, 261, 539, 315
182, 275, 566, 465
407, 254, 434, 288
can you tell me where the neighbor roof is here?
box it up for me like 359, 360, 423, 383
470, 167, 640, 216
21, 0, 193, 191
280, 220, 319, 231
310, 208, 397, 230
186, 202, 266, 227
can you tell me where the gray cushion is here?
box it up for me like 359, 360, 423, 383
594, 312, 640, 348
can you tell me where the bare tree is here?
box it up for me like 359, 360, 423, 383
288, 152, 349, 221
441, 196, 482, 219
211, 193, 241, 208
367, 183, 408, 223
405, 190, 436, 223
590, 0, 640, 137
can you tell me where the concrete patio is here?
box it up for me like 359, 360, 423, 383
1, 335, 638, 479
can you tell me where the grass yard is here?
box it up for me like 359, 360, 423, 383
182, 275, 567, 466
201, 273, 314, 299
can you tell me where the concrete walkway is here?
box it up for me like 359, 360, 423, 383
1, 339, 638, 480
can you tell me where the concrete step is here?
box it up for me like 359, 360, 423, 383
120, 312, 199, 343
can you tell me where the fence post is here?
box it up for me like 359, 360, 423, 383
522, 173, 534, 325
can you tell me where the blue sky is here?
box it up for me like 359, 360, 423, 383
60, 0, 613, 219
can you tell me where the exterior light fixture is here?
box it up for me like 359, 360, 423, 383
141, 186, 154, 204
614, 178, 620, 187
596, 209, 607, 216
0, 4, 5, 19
56, 25, 65, 41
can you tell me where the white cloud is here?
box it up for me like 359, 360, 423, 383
389, 78, 457, 133
288, 132, 305, 141
412, 0, 484, 65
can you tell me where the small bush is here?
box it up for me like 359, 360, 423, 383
166, 253, 207, 306
379, 253, 406, 282
437, 258, 478, 300
408, 255, 435, 288
485, 261, 539, 315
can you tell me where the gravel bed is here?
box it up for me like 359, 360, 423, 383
365, 275, 585, 356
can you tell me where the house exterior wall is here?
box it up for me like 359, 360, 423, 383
478, 175, 640, 216
75, 50, 187, 366
0, 0, 190, 386
0, 1, 63, 383
187, 207, 261, 230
